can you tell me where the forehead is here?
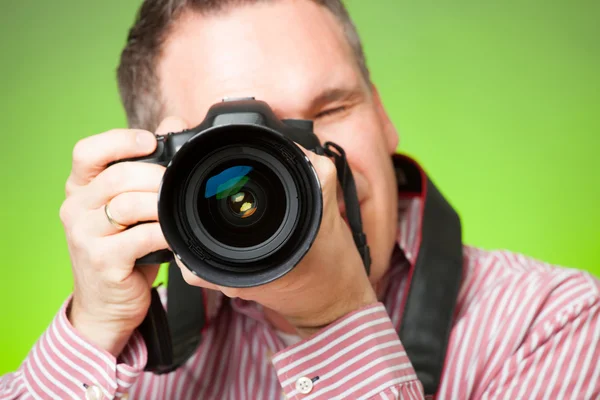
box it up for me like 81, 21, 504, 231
157, 0, 362, 121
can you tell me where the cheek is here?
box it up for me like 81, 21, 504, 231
316, 108, 399, 281
315, 108, 392, 188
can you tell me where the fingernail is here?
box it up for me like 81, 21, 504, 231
136, 131, 156, 149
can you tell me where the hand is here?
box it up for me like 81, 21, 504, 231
178, 147, 378, 338
60, 117, 188, 356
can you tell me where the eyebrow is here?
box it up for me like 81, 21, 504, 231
309, 85, 364, 110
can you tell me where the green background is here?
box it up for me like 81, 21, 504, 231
0, 0, 598, 373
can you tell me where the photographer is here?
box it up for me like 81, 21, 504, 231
1, 0, 599, 399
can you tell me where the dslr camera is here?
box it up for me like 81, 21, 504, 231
124, 97, 368, 288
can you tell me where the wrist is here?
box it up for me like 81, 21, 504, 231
290, 283, 378, 339
67, 299, 135, 357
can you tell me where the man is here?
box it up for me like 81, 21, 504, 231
1, 0, 598, 399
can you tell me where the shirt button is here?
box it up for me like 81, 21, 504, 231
121, 393, 130, 400
85, 385, 103, 400
295, 377, 314, 394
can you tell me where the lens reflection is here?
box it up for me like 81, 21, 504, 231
198, 162, 287, 248
227, 190, 257, 218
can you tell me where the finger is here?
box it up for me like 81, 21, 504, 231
301, 148, 338, 205
81, 162, 165, 209
174, 258, 220, 291
68, 129, 158, 189
104, 222, 169, 267
85, 192, 159, 237
155, 116, 188, 136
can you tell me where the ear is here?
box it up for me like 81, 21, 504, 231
371, 84, 399, 153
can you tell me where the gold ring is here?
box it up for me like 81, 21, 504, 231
104, 202, 127, 230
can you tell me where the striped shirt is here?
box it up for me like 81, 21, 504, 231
1, 170, 599, 399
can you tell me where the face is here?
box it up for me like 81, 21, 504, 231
157, 0, 400, 286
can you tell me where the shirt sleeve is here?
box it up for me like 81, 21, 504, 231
0, 296, 148, 400
480, 291, 600, 399
271, 303, 424, 400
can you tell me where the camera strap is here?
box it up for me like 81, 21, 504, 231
140, 153, 462, 399
322, 142, 372, 274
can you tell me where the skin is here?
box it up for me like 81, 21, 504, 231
63, 0, 399, 357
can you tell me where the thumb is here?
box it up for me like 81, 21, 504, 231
300, 147, 339, 210
155, 116, 189, 136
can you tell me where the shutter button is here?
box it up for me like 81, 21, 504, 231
295, 377, 314, 394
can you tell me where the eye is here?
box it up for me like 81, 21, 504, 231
315, 106, 346, 119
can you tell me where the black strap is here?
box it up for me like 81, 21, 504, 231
322, 142, 372, 274
139, 264, 205, 374
394, 156, 463, 396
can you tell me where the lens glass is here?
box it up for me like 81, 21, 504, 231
197, 159, 287, 248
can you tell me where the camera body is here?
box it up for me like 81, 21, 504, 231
129, 98, 324, 288
135, 97, 322, 166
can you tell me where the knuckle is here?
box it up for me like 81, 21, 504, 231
69, 222, 89, 250
72, 138, 91, 166
108, 194, 131, 224
317, 157, 337, 188
109, 128, 137, 143
65, 179, 76, 197
86, 242, 110, 269
59, 200, 72, 226
59, 197, 82, 228
104, 163, 129, 190
131, 225, 154, 252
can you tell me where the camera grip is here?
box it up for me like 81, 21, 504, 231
137, 250, 174, 265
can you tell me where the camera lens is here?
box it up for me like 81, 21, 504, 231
197, 161, 287, 248
157, 124, 322, 287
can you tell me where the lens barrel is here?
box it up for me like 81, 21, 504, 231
157, 124, 322, 287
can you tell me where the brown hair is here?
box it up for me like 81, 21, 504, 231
116, 0, 370, 130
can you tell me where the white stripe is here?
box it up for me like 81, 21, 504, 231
480, 273, 539, 384
464, 284, 506, 391
553, 309, 590, 400
56, 316, 117, 388
183, 326, 214, 400
187, 320, 219, 400
291, 353, 408, 399
46, 323, 113, 399
380, 391, 390, 400
340, 365, 416, 400
271, 305, 385, 363
358, 375, 419, 400
514, 335, 545, 399
0, 374, 26, 398
22, 356, 60, 400
499, 355, 525, 399
277, 317, 390, 375
461, 252, 496, 308
57, 313, 114, 368
246, 329, 258, 397
116, 378, 132, 389
571, 304, 600, 398
536, 276, 589, 322
528, 324, 566, 399
583, 307, 600, 399
282, 338, 399, 387
281, 328, 397, 385
35, 336, 79, 398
